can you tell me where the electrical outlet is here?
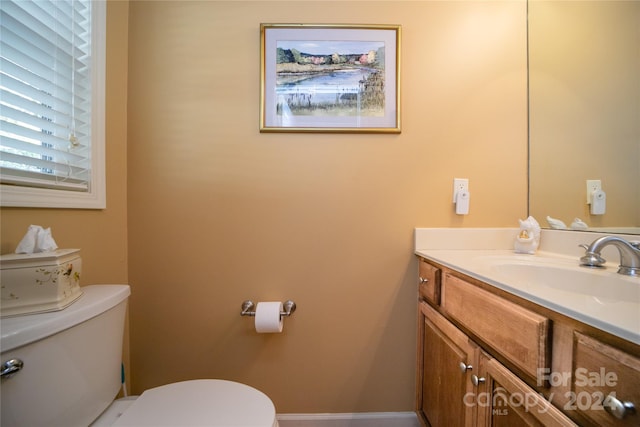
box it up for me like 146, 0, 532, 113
586, 179, 601, 204
453, 178, 469, 202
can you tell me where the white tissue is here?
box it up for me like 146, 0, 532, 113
15, 225, 39, 254
15, 225, 58, 254
36, 227, 58, 252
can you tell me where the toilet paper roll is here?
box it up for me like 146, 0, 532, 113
254, 302, 283, 333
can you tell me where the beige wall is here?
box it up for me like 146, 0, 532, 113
0, 1, 129, 285
127, 0, 527, 413
0, 0, 528, 415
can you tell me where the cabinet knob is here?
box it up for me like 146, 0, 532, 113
604, 394, 636, 420
471, 374, 485, 386
459, 362, 472, 373
419, 277, 429, 284
1, 358, 23, 379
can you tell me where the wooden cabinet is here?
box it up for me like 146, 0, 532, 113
441, 273, 550, 381
571, 332, 640, 426
418, 302, 477, 427
418, 296, 573, 427
415, 257, 640, 427
477, 352, 576, 427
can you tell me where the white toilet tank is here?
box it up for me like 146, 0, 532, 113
1, 284, 130, 427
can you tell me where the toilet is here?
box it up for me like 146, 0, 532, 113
0, 285, 279, 427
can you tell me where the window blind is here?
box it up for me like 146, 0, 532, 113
0, 0, 92, 192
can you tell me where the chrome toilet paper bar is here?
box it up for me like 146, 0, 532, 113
240, 300, 296, 318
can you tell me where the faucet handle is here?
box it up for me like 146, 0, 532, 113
579, 243, 607, 268
580, 252, 607, 268
630, 241, 640, 250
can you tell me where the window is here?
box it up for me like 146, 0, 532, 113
0, 0, 105, 208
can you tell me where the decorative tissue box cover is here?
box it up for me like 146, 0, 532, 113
1, 249, 83, 317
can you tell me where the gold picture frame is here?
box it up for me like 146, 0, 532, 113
260, 24, 401, 133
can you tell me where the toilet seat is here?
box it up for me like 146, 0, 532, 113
111, 379, 278, 427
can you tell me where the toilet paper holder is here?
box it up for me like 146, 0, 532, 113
240, 300, 296, 318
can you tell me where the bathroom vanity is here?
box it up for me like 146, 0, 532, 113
414, 229, 640, 427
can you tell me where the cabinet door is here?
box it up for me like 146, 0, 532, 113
475, 353, 577, 427
418, 302, 478, 427
571, 332, 640, 427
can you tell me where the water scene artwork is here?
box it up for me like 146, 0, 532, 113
260, 25, 400, 133
275, 40, 386, 118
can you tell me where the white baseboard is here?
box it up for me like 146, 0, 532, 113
277, 412, 419, 427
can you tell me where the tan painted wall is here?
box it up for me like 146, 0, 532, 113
1, 0, 527, 414
0, 0, 131, 390
126, 0, 527, 413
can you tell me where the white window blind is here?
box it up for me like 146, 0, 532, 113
0, 0, 105, 208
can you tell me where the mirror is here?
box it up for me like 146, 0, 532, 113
528, 0, 639, 234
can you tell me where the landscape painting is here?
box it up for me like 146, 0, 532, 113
260, 24, 401, 133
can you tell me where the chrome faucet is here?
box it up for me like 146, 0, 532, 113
579, 236, 640, 277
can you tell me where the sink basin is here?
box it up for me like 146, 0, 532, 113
488, 262, 640, 303
468, 253, 640, 343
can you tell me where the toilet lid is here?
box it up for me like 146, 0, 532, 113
112, 380, 277, 427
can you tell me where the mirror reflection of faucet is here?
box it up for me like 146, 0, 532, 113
579, 236, 640, 277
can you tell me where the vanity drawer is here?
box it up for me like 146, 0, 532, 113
572, 332, 640, 427
441, 273, 550, 380
418, 259, 440, 305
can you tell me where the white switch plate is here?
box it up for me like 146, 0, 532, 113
453, 178, 469, 202
586, 179, 601, 203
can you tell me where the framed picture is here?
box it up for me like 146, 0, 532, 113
260, 24, 401, 133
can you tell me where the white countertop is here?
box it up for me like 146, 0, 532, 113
415, 228, 640, 346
